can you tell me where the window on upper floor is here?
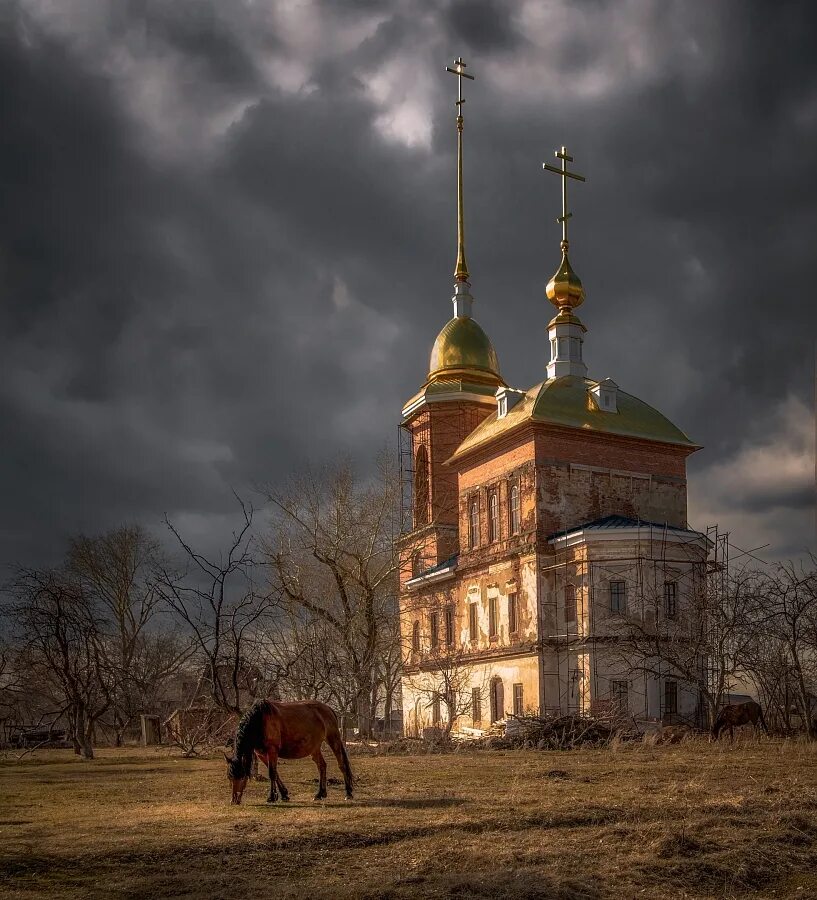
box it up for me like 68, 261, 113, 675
565, 584, 577, 623
468, 601, 478, 643
508, 592, 519, 635
610, 580, 626, 614
664, 581, 678, 620
413, 444, 429, 528
444, 605, 455, 647
429, 611, 439, 649
509, 482, 521, 535
468, 496, 479, 548
412, 620, 421, 652
411, 551, 422, 578
488, 595, 499, 639
488, 490, 499, 542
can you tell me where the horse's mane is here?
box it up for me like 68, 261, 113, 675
234, 699, 271, 770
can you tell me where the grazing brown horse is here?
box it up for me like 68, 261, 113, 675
711, 700, 768, 742
225, 699, 354, 804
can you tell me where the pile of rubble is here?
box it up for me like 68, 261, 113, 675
471, 713, 639, 750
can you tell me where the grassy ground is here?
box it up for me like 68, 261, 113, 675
2, 739, 817, 899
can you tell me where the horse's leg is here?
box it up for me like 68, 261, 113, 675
312, 749, 327, 800
327, 732, 354, 800
275, 771, 290, 802
266, 750, 280, 803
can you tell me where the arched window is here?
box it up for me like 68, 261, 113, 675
468, 496, 479, 548
488, 491, 499, 542
412, 620, 421, 652
413, 445, 429, 527
509, 483, 521, 535
411, 551, 422, 578
565, 584, 577, 623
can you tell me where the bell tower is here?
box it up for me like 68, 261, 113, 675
399, 57, 504, 583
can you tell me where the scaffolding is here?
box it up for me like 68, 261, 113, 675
397, 400, 488, 569
541, 520, 713, 728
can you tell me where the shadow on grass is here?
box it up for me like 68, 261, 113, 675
249, 796, 466, 811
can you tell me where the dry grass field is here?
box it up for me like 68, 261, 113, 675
2, 739, 817, 899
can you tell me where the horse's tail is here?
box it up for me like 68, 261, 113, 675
339, 738, 354, 787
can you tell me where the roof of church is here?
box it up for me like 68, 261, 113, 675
548, 515, 704, 541
449, 375, 697, 462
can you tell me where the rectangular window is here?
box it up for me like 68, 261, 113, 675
509, 483, 521, 535
611, 679, 629, 714
565, 584, 577, 623
468, 497, 479, 549
444, 605, 454, 646
610, 580, 626, 614
508, 592, 519, 635
412, 621, 420, 652
472, 688, 482, 724
664, 581, 678, 620
488, 490, 499, 542
664, 680, 678, 715
488, 595, 498, 639
513, 683, 524, 717
429, 611, 439, 649
468, 602, 478, 643
432, 696, 441, 726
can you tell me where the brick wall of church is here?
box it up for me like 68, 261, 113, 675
536, 461, 688, 538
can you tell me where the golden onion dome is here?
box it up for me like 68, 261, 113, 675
546, 245, 585, 312
428, 316, 502, 385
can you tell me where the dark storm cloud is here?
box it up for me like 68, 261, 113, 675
1, 0, 816, 566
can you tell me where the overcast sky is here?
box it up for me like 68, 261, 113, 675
2, 0, 816, 568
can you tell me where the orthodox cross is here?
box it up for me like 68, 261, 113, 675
543, 147, 586, 247
446, 57, 474, 282
446, 56, 474, 111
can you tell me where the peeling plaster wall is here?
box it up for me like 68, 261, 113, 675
536, 462, 688, 538
401, 654, 541, 735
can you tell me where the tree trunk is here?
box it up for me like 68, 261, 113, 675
75, 706, 94, 759
356, 686, 373, 740
384, 689, 393, 738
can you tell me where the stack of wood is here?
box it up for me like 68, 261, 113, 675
473, 713, 638, 750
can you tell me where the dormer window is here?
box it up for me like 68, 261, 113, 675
589, 378, 619, 413
495, 386, 526, 419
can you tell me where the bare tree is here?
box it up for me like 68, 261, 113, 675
403, 645, 490, 737
264, 457, 400, 738
8, 568, 110, 758
610, 565, 762, 727
67, 526, 178, 744
157, 498, 279, 718
757, 563, 817, 737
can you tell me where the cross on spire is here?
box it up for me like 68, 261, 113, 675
543, 146, 586, 248
446, 56, 474, 110
445, 57, 475, 284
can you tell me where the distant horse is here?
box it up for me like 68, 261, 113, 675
225, 699, 354, 805
711, 700, 768, 742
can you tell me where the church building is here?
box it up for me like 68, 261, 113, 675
399, 59, 709, 735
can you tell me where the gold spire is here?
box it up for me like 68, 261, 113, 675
446, 57, 473, 283
543, 146, 587, 313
